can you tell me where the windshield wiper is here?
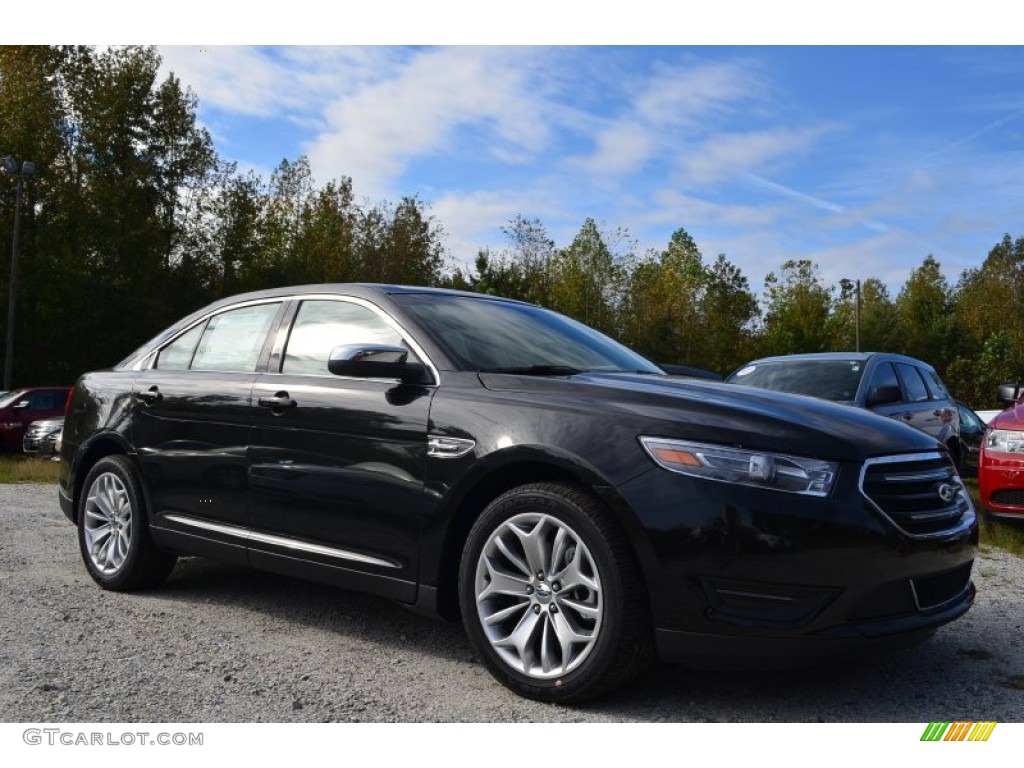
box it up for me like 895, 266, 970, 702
478, 365, 585, 376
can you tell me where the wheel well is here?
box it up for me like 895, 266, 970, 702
433, 461, 614, 621
72, 439, 129, 523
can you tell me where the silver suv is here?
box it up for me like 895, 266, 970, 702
726, 352, 963, 469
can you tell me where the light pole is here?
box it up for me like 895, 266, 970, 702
3, 156, 36, 391
854, 278, 861, 352
840, 277, 862, 352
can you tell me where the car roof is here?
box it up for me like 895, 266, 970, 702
740, 352, 934, 368
199, 283, 531, 306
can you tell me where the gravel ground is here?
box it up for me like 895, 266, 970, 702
1, 483, 1021, 723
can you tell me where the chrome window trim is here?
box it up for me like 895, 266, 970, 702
269, 293, 441, 386
134, 297, 286, 372
135, 293, 440, 385
164, 514, 401, 569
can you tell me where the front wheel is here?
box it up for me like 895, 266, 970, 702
78, 455, 177, 591
459, 483, 653, 702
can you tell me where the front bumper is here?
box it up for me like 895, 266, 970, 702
615, 459, 978, 666
979, 452, 1024, 519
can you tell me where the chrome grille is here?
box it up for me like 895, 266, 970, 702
859, 452, 972, 537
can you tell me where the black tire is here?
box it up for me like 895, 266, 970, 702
77, 455, 177, 591
459, 482, 654, 703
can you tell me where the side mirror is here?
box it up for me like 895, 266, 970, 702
997, 383, 1022, 406
12, 399, 29, 409
866, 384, 902, 407
328, 344, 433, 385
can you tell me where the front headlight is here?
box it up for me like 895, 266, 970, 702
986, 429, 1024, 454
639, 437, 839, 497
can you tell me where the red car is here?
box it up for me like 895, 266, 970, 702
978, 383, 1024, 522
0, 387, 72, 452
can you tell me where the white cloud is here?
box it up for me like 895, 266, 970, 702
634, 60, 759, 127
680, 127, 827, 185
575, 121, 655, 175
571, 59, 765, 177
647, 189, 783, 229
304, 48, 556, 200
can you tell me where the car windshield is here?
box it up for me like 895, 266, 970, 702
0, 389, 27, 409
727, 359, 865, 402
395, 295, 664, 374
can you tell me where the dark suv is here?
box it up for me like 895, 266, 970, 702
59, 286, 976, 702
726, 353, 964, 468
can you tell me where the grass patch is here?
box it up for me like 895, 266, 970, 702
0, 454, 61, 484
958, 648, 995, 661
1000, 676, 1024, 691
962, 479, 1024, 557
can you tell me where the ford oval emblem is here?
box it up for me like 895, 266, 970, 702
937, 483, 957, 504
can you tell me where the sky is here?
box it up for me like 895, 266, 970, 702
10, 2, 1021, 296
153, 43, 1024, 293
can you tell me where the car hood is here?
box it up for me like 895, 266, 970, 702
28, 417, 64, 429
478, 371, 941, 463
990, 403, 1024, 431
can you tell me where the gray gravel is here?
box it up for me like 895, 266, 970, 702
1, 483, 1022, 722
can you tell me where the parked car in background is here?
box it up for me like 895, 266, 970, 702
23, 416, 64, 458
0, 387, 72, 452
726, 353, 964, 469
979, 383, 1024, 524
975, 409, 1005, 425
956, 402, 988, 478
60, 285, 976, 702
658, 363, 723, 380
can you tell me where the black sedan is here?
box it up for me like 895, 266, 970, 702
59, 285, 977, 702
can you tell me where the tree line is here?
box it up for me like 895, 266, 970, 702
1, 46, 1020, 408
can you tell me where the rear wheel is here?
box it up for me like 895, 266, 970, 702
459, 482, 653, 702
78, 455, 176, 591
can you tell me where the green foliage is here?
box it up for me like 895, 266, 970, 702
547, 218, 629, 336
621, 230, 757, 374
0, 46, 448, 386
761, 260, 832, 356
0, 46, 1020, 408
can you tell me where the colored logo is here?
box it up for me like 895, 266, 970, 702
921, 721, 997, 741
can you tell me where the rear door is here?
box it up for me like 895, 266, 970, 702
132, 300, 285, 560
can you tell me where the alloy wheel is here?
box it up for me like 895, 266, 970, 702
474, 512, 603, 678
82, 471, 133, 575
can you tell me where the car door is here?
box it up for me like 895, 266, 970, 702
132, 300, 285, 561
248, 296, 435, 601
893, 362, 946, 439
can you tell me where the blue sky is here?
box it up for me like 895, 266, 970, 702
153, 42, 1024, 293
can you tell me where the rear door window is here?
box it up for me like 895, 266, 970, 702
191, 303, 281, 373
923, 369, 950, 400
